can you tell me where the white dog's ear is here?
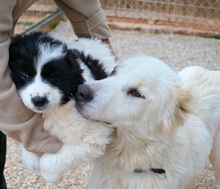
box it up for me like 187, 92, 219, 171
155, 86, 193, 136
173, 86, 193, 127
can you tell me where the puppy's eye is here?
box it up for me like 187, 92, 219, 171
20, 73, 29, 80
128, 89, 145, 98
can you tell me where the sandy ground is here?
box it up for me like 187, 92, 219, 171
4, 21, 220, 189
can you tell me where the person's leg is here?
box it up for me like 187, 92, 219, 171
0, 131, 7, 189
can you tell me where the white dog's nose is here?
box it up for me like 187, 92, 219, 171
76, 84, 93, 102
31, 96, 49, 107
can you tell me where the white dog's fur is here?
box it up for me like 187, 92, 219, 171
13, 37, 117, 183
75, 56, 220, 189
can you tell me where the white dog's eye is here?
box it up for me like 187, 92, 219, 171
128, 89, 145, 98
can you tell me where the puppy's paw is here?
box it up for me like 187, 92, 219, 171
41, 171, 63, 183
40, 153, 63, 183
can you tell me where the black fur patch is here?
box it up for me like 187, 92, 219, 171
74, 49, 108, 80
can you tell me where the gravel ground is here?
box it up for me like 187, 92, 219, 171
5, 21, 220, 189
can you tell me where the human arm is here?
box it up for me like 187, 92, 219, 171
0, 36, 62, 155
0, 2, 62, 155
54, 0, 112, 40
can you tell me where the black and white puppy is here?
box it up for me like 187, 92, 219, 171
9, 32, 117, 183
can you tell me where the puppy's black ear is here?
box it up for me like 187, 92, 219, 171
63, 49, 84, 97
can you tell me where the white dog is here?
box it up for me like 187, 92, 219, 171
75, 56, 220, 189
9, 32, 117, 183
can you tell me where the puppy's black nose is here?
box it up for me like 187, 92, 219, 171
76, 84, 93, 102
31, 96, 48, 107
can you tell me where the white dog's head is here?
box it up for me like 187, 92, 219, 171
75, 56, 192, 138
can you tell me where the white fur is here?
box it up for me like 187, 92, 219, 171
76, 56, 220, 189
21, 38, 117, 183
68, 38, 115, 74
21, 145, 40, 175
38, 42, 66, 67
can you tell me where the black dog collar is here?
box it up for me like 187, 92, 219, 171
134, 168, 166, 175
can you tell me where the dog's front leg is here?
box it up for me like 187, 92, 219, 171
21, 145, 40, 175
39, 144, 98, 183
